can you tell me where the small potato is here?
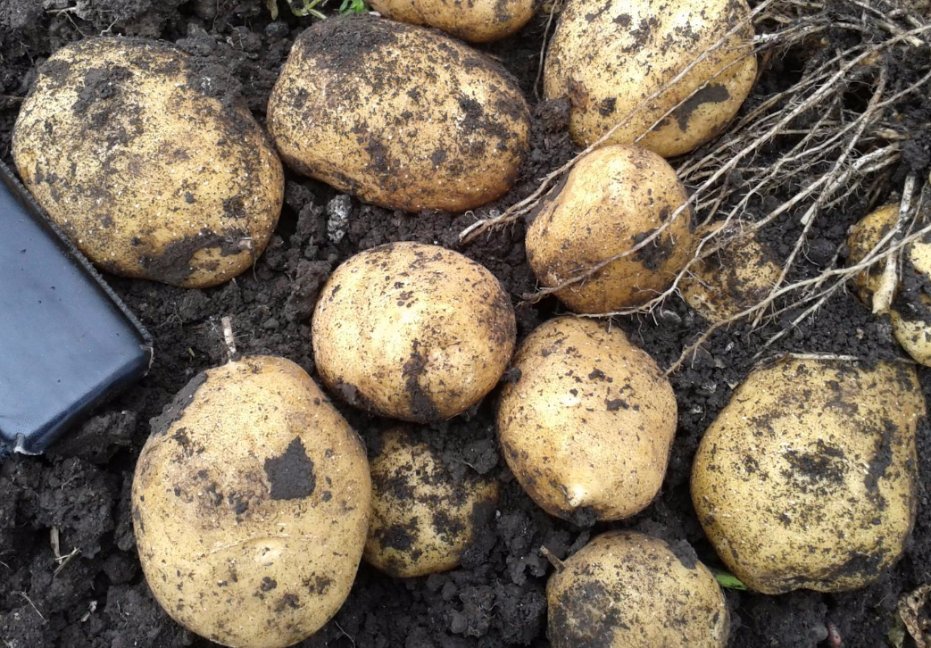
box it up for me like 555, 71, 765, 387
133, 356, 371, 648
681, 223, 781, 322
369, 0, 537, 42
847, 204, 898, 306
547, 531, 730, 648
267, 16, 531, 212
691, 356, 924, 594
526, 145, 692, 313
312, 242, 517, 422
13, 38, 284, 288
498, 317, 677, 521
544, 0, 757, 157
364, 428, 499, 578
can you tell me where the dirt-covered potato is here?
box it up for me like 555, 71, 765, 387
267, 16, 531, 213
133, 356, 371, 648
681, 223, 781, 322
364, 428, 499, 577
369, 0, 537, 42
313, 242, 517, 422
526, 145, 692, 313
547, 531, 730, 648
692, 356, 924, 594
498, 317, 677, 521
12, 38, 284, 288
847, 203, 898, 306
543, 0, 757, 157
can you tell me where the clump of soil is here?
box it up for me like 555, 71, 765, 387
1, 3, 930, 648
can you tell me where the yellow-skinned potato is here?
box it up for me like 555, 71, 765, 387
847, 204, 898, 306
369, 0, 537, 42
891, 239, 931, 365
365, 428, 499, 577
543, 0, 757, 157
526, 145, 692, 313
498, 317, 677, 521
267, 16, 531, 212
133, 356, 371, 648
313, 242, 517, 422
681, 223, 781, 322
547, 532, 730, 648
692, 356, 924, 595
12, 38, 284, 288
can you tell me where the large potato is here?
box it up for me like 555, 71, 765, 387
547, 531, 730, 648
312, 242, 517, 422
681, 223, 781, 322
526, 145, 692, 313
692, 356, 924, 594
13, 37, 283, 288
133, 356, 371, 648
365, 427, 499, 577
368, 0, 537, 42
267, 16, 530, 213
498, 317, 677, 521
544, 0, 757, 157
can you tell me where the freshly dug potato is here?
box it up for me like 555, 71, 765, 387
267, 16, 531, 212
692, 356, 924, 594
12, 38, 284, 288
133, 356, 371, 648
681, 223, 781, 322
526, 145, 692, 313
498, 317, 677, 521
891, 239, 931, 366
544, 0, 757, 157
313, 242, 517, 422
365, 428, 499, 577
368, 0, 537, 42
547, 531, 730, 648
847, 203, 899, 306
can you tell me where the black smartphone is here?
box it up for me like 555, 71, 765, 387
0, 160, 153, 455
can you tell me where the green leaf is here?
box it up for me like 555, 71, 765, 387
712, 570, 747, 590
339, 0, 369, 13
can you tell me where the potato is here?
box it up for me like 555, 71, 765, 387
267, 16, 531, 213
681, 223, 781, 322
498, 316, 677, 521
368, 0, 537, 42
543, 0, 757, 157
525, 145, 692, 314
12, 37, 284, 288
364, 427, 499, 577
847, 203, 898, 306
547, 531, 730, 648
691, 356, 924, 594
133, 356, 371, 648
313, 242, 516, 422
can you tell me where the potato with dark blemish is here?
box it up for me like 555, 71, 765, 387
368, 0, 537, 42
691, 356, 924, 594
132, 356, 371, 648
12, 37, 284, 288
543, 0, 757, 157
681, 222, 781, 322
847, 204, 899, 306
364, 427, 499, 577
526, 145, 692, 313
312, 242, 517, 422
266, 15, 531, 213
497, 317, 677, 521
547, 531, 730, 648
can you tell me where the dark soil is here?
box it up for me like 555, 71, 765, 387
1, 2, 930, 648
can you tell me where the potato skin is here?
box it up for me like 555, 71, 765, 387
526, 145, 692, 313
364, 428, 499, 577
847, 204, 898, 306
547, 531, 730, 648
267, 16, 531, 213
543, 0, 757, 157
498, 317, 677, 521
133, 356, 371, 648
691, 357, 924, 594
312, 242, 517, 422
368, 0, 537, 42
12, 37, 284, 288
681, 223, 781, 322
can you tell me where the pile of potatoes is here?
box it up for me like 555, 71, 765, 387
19, 2, 927, 648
